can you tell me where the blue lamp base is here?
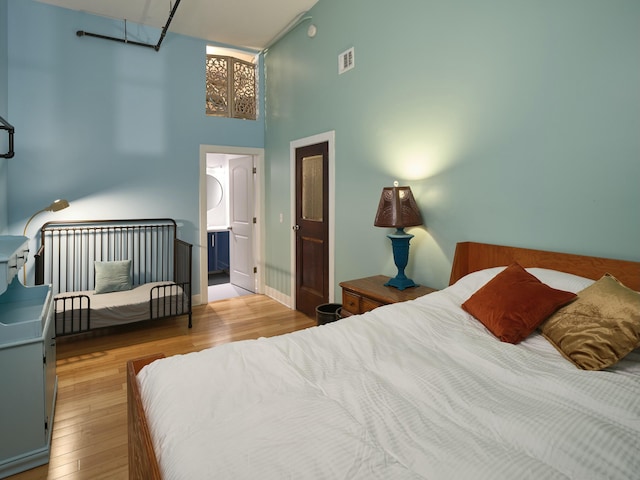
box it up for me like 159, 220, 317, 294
384, 228, 418, 291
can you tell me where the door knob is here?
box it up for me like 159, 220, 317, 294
292, 225, 300, 231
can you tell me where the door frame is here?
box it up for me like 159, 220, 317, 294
290, 131, 336, 308
199, 144, 265, 305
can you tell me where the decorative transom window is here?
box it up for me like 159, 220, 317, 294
206, 54, 257, 120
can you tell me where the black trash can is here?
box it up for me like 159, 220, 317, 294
316, 303, 342, 325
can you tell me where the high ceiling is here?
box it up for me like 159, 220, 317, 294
36, 0, 319, 51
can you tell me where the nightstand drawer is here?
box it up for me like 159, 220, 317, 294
342, 291, 361, 315
339, 275, 437, 317
361, 297, 384, 312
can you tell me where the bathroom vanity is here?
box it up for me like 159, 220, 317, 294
207, 229, 230, 273
0, 236, 57, 478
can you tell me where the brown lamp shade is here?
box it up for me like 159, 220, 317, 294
374, 186, 423, 228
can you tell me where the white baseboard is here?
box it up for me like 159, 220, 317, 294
264, 286, 293, 309
196, 289, 293, 309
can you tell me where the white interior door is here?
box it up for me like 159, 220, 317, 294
229, 156, 255, 292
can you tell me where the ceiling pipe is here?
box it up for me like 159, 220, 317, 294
154, 0, 181, 51
76, 0, 182, 52
76, 28, 157, 50
263, 11, 312, 52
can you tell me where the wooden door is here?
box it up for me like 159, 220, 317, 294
295, 142, 329, 317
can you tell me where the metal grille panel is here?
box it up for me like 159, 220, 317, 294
233, 60, 257, 119
206, 54, 256, 120
206, 56, 229, 116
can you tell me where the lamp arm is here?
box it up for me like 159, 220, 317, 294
23, 208, 47, 236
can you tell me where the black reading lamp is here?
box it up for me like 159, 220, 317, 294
374, 182, 423, 290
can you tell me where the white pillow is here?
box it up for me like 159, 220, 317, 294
448, 266, 594, 303
526, 268, 594, 293
447, 267, 507, 302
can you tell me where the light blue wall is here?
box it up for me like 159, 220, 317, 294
265, 0, 640, 296
5, 0, 639, 302
6, 0, 264, 292
0, 0, 8, 233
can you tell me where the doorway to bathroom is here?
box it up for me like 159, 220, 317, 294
200, 145, 265, 305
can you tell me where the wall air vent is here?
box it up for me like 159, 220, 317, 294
338, 47, 355, 75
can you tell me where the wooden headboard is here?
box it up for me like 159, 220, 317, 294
449, 242, 640, 291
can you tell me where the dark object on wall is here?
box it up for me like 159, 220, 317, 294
0, 115, 14, 159
76, 0, 181, 52
316, 303, 342, 325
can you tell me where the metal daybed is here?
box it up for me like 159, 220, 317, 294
34, 218, 192, 336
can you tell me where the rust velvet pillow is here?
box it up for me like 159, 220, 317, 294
540, 274, 640, 370
462, 263, 576, 344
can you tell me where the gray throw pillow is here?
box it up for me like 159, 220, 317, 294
94, 260, 132, 294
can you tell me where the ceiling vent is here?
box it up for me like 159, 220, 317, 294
338, 47, 355, 75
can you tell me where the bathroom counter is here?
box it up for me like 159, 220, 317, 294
207, 226, 229, 233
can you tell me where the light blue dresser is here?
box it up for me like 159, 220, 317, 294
0, 236, 57, 478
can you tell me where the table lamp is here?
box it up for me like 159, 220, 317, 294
374, 182, 422, 290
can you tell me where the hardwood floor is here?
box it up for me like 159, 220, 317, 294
6, 295, 315, 480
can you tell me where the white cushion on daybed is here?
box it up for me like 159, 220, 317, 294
55, 281, 185, 331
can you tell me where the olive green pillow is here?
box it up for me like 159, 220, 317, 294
540, 274, 640, 370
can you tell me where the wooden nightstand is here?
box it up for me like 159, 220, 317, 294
339, 275, 437, 316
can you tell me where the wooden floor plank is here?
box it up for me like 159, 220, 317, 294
5, 295, 315, 480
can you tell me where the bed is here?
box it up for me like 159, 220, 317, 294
127, 241, 640, 479
34, 218, 192, 335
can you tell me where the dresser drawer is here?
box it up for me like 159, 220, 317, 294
1, 236, 29, 293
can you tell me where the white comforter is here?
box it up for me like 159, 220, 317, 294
138, 268, 640, 480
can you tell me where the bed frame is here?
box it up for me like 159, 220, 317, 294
126, 241, 640, 480
34, 218, 193, 335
